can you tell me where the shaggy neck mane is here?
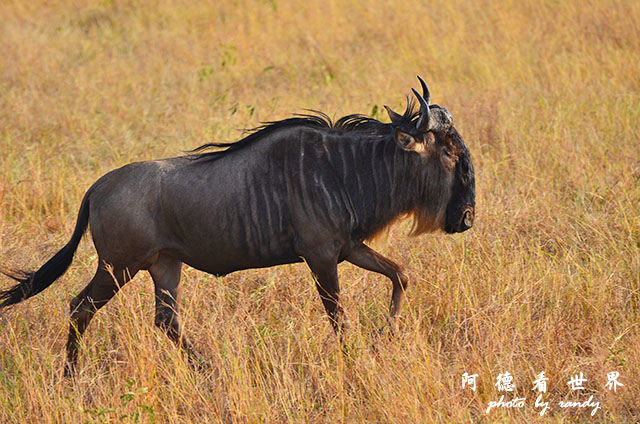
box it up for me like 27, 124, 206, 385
190, 100, 420, 161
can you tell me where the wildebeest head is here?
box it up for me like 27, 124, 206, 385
385, 76, 476, 235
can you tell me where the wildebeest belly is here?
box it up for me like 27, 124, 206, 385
176, 250, 304, 277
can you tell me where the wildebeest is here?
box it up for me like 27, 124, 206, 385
0, 77, 475, 375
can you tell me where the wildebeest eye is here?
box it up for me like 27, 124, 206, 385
440, 135, 461, 157
444, 148, 458, 160
439, 148, 458, 171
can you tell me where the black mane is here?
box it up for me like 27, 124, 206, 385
190, 99, 420, 161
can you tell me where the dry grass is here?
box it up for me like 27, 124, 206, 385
1, 0, 639, 422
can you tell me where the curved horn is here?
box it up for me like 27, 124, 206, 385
417, 75, 430, 105
412, 88, 431, 131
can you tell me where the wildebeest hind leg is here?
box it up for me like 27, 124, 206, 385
65, 265, 138, 377
346, 243, 408, 334
148, 254, 202, 369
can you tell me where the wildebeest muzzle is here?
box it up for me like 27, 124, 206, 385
445, 206, 474, 233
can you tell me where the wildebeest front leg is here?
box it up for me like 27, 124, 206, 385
148, 254, 201, 368
305, 255, 347, 340
346, 243, 409, 334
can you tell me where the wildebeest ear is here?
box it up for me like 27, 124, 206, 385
394, 128, 423, 152
384, 105, 403, 125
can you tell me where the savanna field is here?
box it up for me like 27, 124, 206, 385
0, 0, 639, 422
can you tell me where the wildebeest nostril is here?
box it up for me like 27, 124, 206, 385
462, 209, 474, 228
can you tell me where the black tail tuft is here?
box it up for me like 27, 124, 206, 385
0, 190, 91, 309
0, 269, 37, 307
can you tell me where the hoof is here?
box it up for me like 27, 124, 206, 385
63, 363, 76, 379
375, 321, 397, 338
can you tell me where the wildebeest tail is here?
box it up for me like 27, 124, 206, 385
0, 189, 92, 308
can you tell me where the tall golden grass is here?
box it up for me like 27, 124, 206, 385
0, 0, 638, 422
